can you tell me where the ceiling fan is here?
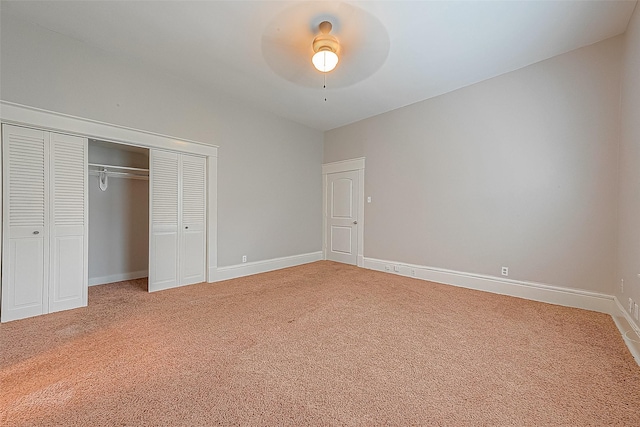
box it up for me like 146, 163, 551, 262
261, 1, 390, 89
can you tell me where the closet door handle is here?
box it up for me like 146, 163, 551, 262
33, 231, 40, 235
185, 226, 189, 229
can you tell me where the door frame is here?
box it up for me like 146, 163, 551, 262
322, 158, 365, 267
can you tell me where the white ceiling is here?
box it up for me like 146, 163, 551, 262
1, 1, 637, 131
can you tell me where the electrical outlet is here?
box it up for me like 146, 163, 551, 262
620, 279, 624, 294
242, 255, 247, 263
393, 265, 400, 273
630, 298, 634, 313
384, 265, 391, 272
367, 196, 371, 203
501, 267, 509, 276
635, 303, 639, 321
411, 269, 416, 277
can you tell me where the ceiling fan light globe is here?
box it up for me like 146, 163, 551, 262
312, 50, 339, 73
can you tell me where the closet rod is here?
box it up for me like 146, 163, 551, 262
88, 162, 149, 172
88, 170, 149, 180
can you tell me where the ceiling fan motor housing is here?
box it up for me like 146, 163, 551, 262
313, 21, 340, 55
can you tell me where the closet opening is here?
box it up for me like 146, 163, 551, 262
88, 139, 150, 292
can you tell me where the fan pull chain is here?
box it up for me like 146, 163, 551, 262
324, 73, 327, 102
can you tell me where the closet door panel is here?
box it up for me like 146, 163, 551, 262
182, 224, 205, 285
149, 150, 179, 291
9, 238, 45, 312
49, 132, 88, 313
52, 235, 84, 300
152, 226, 179, 286
1, 125, 48, 322
181, 154, 206, 285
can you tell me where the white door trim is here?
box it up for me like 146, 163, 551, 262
0, 101, 218, 156
322, 158, 365, 267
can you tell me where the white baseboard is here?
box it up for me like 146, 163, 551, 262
208, 266, 217, 283
89, 270, 148, 286
611, 296, 640, 365
215, 251, 323, 282
363, 257, 615, 314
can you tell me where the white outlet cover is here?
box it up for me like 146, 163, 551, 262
393, 265, 400, 272
630, 298, 635, 313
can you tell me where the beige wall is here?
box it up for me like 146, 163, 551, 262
325, 37, 623, 294
89, 177, 149, 282
617, 3, 640, 327
0, 14, 324, 268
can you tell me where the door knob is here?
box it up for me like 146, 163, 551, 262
353, 221, 358, 225
185, 226, 189, 229
33, 231, 40, 235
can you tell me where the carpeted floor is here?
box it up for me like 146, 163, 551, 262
1, 261, 639, 426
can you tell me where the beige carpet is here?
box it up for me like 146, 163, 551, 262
1, 261, 639, 426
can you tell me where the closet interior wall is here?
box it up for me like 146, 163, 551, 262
88, 140, 149, 286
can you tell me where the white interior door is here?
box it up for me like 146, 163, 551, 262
326, 170, 359, 265
180, 154, 206, 285
1, 125, 48, 321
149, 150, 179, 291
49, 132, 87, 313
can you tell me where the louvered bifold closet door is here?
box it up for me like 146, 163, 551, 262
149, 150, 179, 291
49, 132, 88, 313
1, 125, 48, 322
180, 154, 206, 285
